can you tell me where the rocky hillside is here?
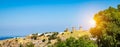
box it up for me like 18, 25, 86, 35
0, 27, 91, 47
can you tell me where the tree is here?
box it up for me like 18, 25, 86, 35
118, 4, 120, 11
90, 5, 120, 47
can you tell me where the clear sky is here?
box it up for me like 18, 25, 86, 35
0, 0, 120, 36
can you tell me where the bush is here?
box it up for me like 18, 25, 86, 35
50, 36, 98, 47
19, 44, 23, 47
42, 39, 46, 42
26, 42, 34, 47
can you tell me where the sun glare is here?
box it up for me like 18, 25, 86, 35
89, 19, 96, 27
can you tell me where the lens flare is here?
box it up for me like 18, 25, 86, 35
89, 19, 96, 27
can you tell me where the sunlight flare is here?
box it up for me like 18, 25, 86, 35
89, 19, 96, 27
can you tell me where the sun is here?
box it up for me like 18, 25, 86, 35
89, 19, 96, 27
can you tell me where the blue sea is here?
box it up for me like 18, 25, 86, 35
0, 36, 24, 40
0, 36, 14, 40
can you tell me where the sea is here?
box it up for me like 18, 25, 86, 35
0, 36, 24, 40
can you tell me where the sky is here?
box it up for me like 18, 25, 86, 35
0, 0, 120, 36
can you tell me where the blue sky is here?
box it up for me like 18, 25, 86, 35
0, 0, 120, 36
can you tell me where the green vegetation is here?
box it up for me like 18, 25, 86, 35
50, 36, 97, 47
31, 33, 38, 40
19, 43, 23, 47
26, 42, 34, 47
48, 32, 59, 40
42, 39, 46, 42
90, 5, 120, 47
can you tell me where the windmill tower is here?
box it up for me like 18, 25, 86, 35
72, 27, 76, 32
79, 26, 83, 31
64, 28, 69, 32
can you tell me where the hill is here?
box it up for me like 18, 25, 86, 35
0, 27, 91, 47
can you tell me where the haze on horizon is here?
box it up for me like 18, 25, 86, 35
0, 0, 120, 36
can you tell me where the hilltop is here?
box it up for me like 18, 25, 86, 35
0, 27, 91, 47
